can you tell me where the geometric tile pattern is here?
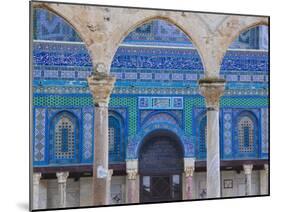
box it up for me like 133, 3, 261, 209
223, 109, 233, 158
34, 108, 46, 161
261, 108, 269, 154
82, 107, 94, 161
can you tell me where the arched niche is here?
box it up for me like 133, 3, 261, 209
110, 19, 204, 89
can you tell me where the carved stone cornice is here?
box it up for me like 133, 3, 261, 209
56, 172, 69, 183
87, 72, 116, 106
127, 169, 138, 180
243, 164, 253, 175
184, 167, 195, 177
199, 78, 225, 110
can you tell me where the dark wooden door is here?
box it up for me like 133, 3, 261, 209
139, 132, 183, 203
141, 174, 181, 202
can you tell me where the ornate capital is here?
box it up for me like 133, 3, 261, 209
127, 169, 138, 180
243, 164, 253, 175
56, 172, 69, 184
126, 159, 138, 180
184, 167, 195, 177
87, 72, 116, 106
199, 78, 225, 110
33, 172, 42, 185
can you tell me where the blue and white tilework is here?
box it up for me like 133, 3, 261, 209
223, 109, 232, 158
34, 108, 46, 162
261, 108, 269, 154
82, 107, 94, 162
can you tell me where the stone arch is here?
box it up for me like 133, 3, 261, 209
217, 16, 269, 74
110, 14, 207, 73
127, 122, 194, 159
32, 2, 95, 64
141, 111, 181, 128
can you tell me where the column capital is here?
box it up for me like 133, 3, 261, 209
56, 172, 69, 183
184, 167, 195, 177
127, 169, 138, 180
126, 159, 138, 180
243, 164, 253, 175
199, 78, 225, 110
184, 158, 195, 177
33, 172, 42, 185
87, 72, 116, 106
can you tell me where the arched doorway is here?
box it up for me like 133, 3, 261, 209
138, 130, 184, 203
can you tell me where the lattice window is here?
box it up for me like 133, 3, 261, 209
54, 116, 75, 159
108, 115, 122, 161
108, 127, 115, 151
238, 116, 255, 153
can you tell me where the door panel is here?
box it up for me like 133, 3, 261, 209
141, 174, 181, 203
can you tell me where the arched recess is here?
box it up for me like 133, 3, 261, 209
110, 16, 206, 74
127, 122, 194, 160
108, 111, 125, 162
49, 111, 80, 164
32, 3, 90, 47
233, 111, 259, 158
110, 18, 205, 87
195, 110, 223, 160
141, 111, 181, 128
218, 16, 269, 74
32, 8, 93, 84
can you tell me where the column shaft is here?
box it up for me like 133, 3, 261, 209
33, 173, 41, 210
126, 160, 139, 203
93, 105, 109, 205
56, 172, 69, 208
199, 79, 225, 199
207, 109, 220, 198
107, 169, 113, 204
127, 171, 138, 203
260, 164, 269, 195
87, 71, 116, 206
243, 164, 253, 196
183, 158, 195, 200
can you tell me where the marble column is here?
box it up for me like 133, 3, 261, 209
56, 172, 69, 208
33, 172, 42, 210
199, 78, 225, 198
126, 159, 139, 203
107, 169, 113, 204
87, 64, 116, 206
243, 164, 253, 196
260, 164, 269, 195
183, 158, 195, 200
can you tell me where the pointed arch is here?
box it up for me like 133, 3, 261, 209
49, 110, 80, 164
110, 15, 207, 73
234, 110, 259, 158
108, 111, 125, 162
